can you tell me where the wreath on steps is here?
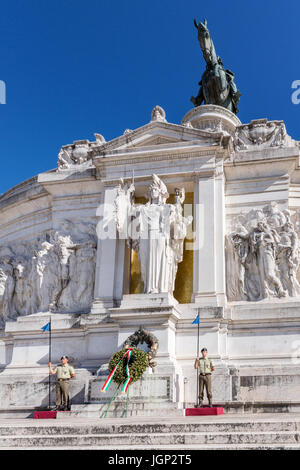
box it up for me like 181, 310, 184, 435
109, 347, 148, 386
101, 328, 159, 394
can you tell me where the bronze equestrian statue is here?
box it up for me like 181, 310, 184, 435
191, 19, 241, 114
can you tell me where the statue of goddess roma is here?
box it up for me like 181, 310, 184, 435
115, 174, 192, 295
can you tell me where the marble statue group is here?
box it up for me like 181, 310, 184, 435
227, 203, 300, 301
0, 221, 97, 327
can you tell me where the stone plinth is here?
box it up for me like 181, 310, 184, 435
109, 293, 184, 403
117, 292, 179, 308
65, 373, 184, 418
110, 294, 182, 376
186, 407, 224, 416
88, 374, 173, 403
181, 104, 241, 135
33, 411, 57, 419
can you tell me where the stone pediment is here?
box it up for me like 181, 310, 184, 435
89, 121, 222, 158
56, 106, 226, 172
109, 124, 202, 150
125, 133, 186, 148
55, 120, 223, 172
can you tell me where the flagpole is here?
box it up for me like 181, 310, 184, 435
48, 316, 52, 409
196, 319, 200, 406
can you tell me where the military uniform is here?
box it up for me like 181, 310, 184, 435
54, 363, 75, 409
195, 356, 214, 404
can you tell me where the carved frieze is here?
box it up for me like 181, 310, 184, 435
0, 220, 97, 328
226, 203, 300, 301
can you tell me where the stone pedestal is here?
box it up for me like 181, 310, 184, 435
186, 407, 224, 416
68, 372, 184, 418
181, 104, 241, 135
109, 293, 184, 404
110, 294, 181, 371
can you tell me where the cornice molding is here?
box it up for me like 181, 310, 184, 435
94, 149, 219, 169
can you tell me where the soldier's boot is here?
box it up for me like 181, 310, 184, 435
208, 400, 213, 408
195, 401, 203, 408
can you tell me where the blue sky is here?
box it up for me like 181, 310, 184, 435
0, 0, 299, 194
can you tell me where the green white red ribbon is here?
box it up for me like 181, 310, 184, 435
101, 348, 134, 394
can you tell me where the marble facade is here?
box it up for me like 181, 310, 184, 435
1, 104, 300, 412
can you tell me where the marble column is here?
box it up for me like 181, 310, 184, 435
92, 185, 126, 313
192, 168, 226, 307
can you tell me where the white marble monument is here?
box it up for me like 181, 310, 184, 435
1, 104, 300, 415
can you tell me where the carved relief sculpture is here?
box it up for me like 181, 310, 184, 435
57, 134, 106, 170
233, 119, 294, 152
0, 220, 97, 327
226, 203, 300, 301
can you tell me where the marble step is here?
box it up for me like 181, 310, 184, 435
59, 401, 185, 419
1, 415, 300, 448
64, 400, 300, 418
2, 444, 299, 450
0, 431, 299, 447
8, 422, 300, 434
0, 417, 300, 436
2, 401, 300, 419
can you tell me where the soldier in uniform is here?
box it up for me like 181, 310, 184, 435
194, 348, 215, 407
48, 356, 75, 411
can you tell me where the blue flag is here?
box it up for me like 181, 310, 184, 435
41, 322, 50, 332
192, 314, 200, 325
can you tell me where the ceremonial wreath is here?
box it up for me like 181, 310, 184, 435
101, 347, 148, 394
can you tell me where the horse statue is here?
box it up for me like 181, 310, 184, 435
191, 19, 241, 114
